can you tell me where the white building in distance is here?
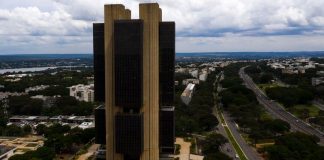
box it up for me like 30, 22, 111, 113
199, 73, 208, 81
182, 79, 200, 85
69, 84, 94, 102
190, 69, 199, 78
25, 85, 49, 93
312, 77, 324, 86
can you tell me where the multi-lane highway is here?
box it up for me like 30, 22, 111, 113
239, 67, 324, 145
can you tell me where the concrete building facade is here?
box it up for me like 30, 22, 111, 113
93, 3, 175, 160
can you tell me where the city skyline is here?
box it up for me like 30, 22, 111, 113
1, 0, 324, 54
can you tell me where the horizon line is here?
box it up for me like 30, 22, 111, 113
1, 50, 324, 56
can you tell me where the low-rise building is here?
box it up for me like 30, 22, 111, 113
298, 67, 306, 74
189, 69, 199, 78
9, 116, 49, 124
8, 115, 94, 129
5, 74, 29, 78
181, 83, 195, 105
0, 136, 44, 160
0, 92, 27, 100
182, 79, 200, 85
312, 77, 324, 86
31, 95, 59, 108
317, 71, 324, 76
209, 67, 215, 72
316, 64, 324, 68
69, 84, 94, 102
0, 145, 15, 160
304, 63, 316, 69
199, 73, 208, 81
282, 68, 298, 74
25, 85, 49, 93
78, 122, 95, 130
175, 68, 187, 73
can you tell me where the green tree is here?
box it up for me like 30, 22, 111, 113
202, 133, 227, 155
264, 119, 290, 135
8, 95, 43, 115
9, 147, 55, 160
4, 125, 24, 136
0, 101, 7, 126
204, 152, 232, 160
260, 73, 274, 83
265, 132, 322, 160
44, 123, 70, 137
23, 125, 32, 134
265, 87, 314, 107
35, 124, 46, 135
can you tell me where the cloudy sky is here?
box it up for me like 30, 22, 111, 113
1, 0, 324, 54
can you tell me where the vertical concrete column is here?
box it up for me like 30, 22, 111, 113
125, 9, 131, 19
159, 8, 162, 22
139, 3, 161, 160
104, 4, 130, 160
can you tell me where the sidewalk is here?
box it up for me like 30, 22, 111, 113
175, 138, 190, 160
174, 138, 204, 160
77, 144, 100, 160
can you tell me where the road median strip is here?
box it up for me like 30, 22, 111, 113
220, 112, 249, 160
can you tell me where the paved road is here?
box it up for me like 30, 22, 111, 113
313, 100, 324, 111
214, 72, 263, 160
239, 67, 324, 145
213, 107, 237, 159
175, 138, 191, 160
174, 138, 205, 160
223, 112, 263, 160
77, 144, 99, 160
213, 72, 237, 159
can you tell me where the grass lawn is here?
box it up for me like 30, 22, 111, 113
257, 83, 280, 92
260, 112, 273, 121
218, 110, 225, 124
289, 104, 320, 119
255, 142, 275, 149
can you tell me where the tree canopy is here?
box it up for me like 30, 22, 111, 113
175, 71, 219, 136
266, 87, 314, 107
266, 132, 323, 160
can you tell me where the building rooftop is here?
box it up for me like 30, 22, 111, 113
181, 83, 195, 97
78, 122, 94, 130
0, 136, 44, 159
0, 145, 15, 156
160, 106, 175, 111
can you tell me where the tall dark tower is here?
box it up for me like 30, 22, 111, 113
93, 23, 105, 102
159, 22, 175, 154
93, 3, 175, 160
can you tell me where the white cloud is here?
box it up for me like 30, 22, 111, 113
0, 0, 324, 53
0, 7, 90, 36
177, 35, 324, 52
